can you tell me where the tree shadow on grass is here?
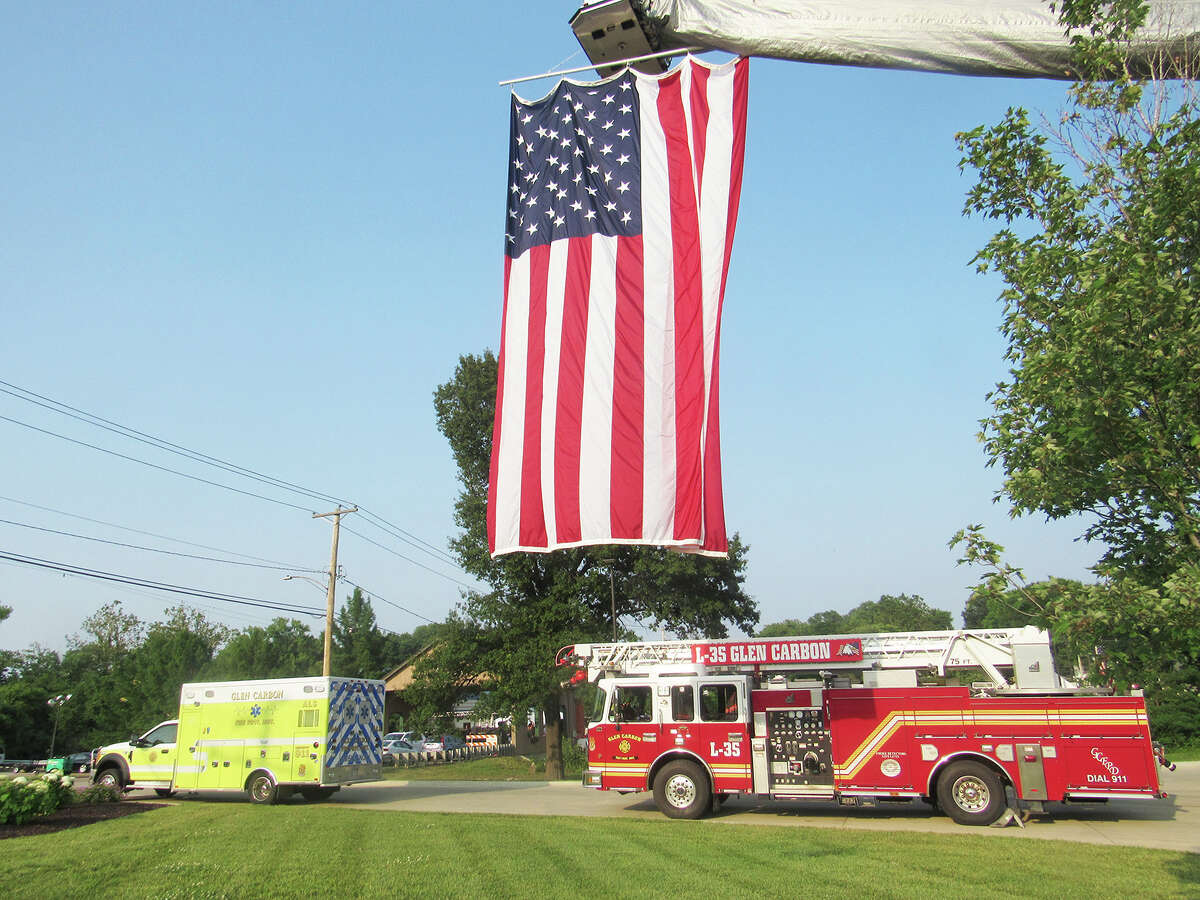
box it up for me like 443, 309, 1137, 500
1164, 853, 1200, 894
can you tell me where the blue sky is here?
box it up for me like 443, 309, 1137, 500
1, 2, 1097, 652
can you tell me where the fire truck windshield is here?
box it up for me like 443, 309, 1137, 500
610, 686, 652, 723
589, 685, 609, 724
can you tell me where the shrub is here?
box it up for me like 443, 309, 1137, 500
75, 783, 121, 805
0, 773, 75, 826
560, 740, 586, 776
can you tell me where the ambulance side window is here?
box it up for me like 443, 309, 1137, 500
671, 685, 694, 721
143, 723, 177, 745
609, 686, 652, 723
700, 684, 738, 722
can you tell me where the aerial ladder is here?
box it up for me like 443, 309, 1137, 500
561, 626, 1079, 693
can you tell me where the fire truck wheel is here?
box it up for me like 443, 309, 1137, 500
653, 760, 711, 820
247, 772, 279, 805
937, 761, 1006, 826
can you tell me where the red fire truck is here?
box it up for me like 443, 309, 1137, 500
560, 627, 1173, 826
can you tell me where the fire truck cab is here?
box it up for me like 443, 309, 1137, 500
564, 628, 1170, 826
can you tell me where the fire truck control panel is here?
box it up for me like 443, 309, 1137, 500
765, 707, 833, 790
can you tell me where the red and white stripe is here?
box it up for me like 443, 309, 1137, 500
489, 56, 748, 557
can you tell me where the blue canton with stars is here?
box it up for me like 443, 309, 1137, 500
505, 73, 641, 258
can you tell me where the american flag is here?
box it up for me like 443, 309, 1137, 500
488, 57, 748, 557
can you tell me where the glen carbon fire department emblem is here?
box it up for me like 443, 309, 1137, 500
588, 736, 596, 752
619, 739, 631, 754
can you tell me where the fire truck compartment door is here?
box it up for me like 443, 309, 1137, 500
1062, 737, 1154, 793
1016, 743, 1048, 800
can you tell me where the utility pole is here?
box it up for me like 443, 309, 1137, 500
313, 506, 357, 676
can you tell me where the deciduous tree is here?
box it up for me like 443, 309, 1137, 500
952, 525, 1199, 745
757, 595, 952, 638
957, 0, 1200, 580
952, 2, 1199, 745
206, 618, 323, 681
333, 588, 391, 679
423, 352, 757, 776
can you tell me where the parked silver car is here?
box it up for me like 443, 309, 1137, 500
383, 731, 428, 748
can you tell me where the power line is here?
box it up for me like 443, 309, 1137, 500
1, 380, 465, 570
0, 555, 274, 631
341, 524, 480, 593
75, 577, 283, 631
0, 493, 314, 568
0, 413, 315, 513
0, 516, 325, 574
355, 508, 460, 567
0, 381, 345, 507
281, 573, 415, 638
0, 550, 325, 618
340, 577, 441, 625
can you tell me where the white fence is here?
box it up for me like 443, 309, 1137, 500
388, 743, 515, 769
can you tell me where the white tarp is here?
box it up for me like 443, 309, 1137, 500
644, 0, 1200, 78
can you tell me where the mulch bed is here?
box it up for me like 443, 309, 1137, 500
1, 801, 168, 840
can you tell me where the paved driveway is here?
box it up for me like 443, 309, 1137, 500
324, 761, 1197, 854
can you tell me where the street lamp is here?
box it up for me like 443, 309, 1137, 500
47, 693, 73, 758
283, 574, 329, 592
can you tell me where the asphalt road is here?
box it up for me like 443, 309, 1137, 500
125, 761, 1197, 854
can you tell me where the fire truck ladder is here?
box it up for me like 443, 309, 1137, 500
562, 626, 1071, 691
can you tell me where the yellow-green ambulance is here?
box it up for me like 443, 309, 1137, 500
93, 676, 384, 803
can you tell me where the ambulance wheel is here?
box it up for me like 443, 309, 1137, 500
937, 761, 1006, 826
653, 760, 711, 820
96, 768, 124, 791
247, 773, 279, 805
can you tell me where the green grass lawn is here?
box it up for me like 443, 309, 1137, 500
2, 802, 1197, 899
1165, 742, 1200, 762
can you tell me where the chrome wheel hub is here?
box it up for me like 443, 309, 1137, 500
665, 774, 697, 809
951, 776, 990, 812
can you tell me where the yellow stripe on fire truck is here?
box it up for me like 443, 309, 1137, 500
593, 762, 750, 777
833, 708, 1150, 779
